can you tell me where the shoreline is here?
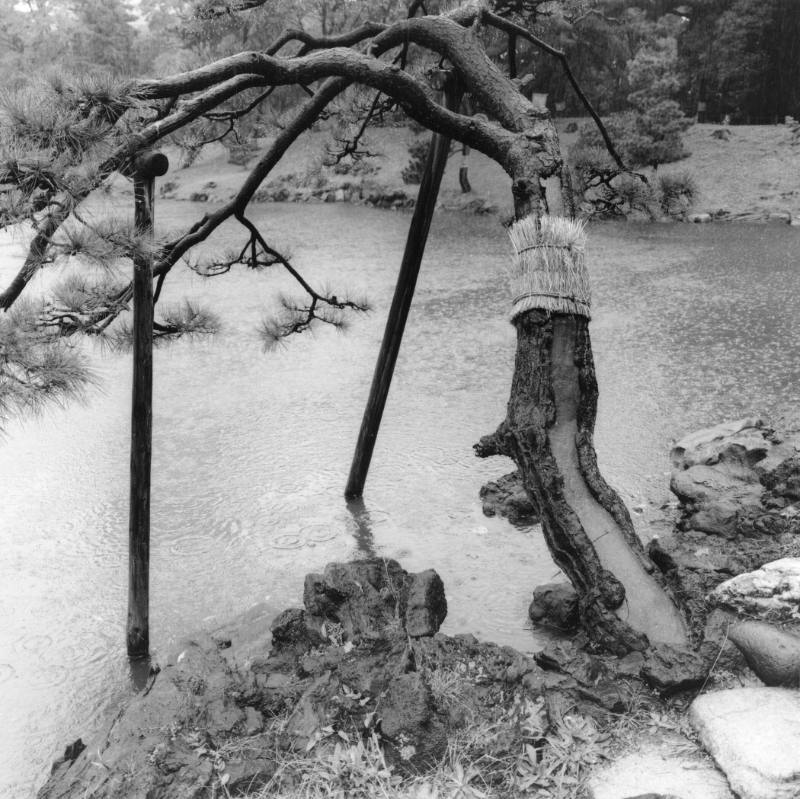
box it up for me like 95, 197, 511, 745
133, 120, 800, 224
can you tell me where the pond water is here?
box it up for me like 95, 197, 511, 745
0, 202, 798, 795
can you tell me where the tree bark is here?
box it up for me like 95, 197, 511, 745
478, 310, 691, 654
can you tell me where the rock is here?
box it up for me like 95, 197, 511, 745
726, 620, 800, 686
334, 188, 346, 202
269, 608, 325, 655
671, 464, 763, 537
285, 672, 338, 744
709, 558, 800, 622
689, 212, 712, 223
479, 471, 538, 524
528, 582, 579, 630
640, 643, 709, 694
535, 640, 610, 687
762, 457, 800, 501
616, 651, 646, 677
671, 418, 766, 471
768, 211, 792, 224
404, 570, 447, 637
649, 530, 739, 576
303, 558, 447, 641
587, 739, 733, 799
380, 672, 448, 771
667, 418, 800, 539
206, 696, 245, 734
690, 687, 800, 799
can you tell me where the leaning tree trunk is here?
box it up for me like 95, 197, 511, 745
477, 214, 691, 656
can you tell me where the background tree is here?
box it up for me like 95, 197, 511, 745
677, 0, 800, 122
68, 0, 140, 76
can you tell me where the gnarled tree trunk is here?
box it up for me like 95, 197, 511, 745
477, 212, 691, 655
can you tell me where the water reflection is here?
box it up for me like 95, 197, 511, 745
345, 497, 378, 558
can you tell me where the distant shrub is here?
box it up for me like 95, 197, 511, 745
225, 138, 259, 166
332, 158, 379, 177
401, 139, 431, 184
568, 116, 697, 219
657, 171, 698, 218
614, 173, 657, 217
567, 141, 652, 219
574, 106, 690, 172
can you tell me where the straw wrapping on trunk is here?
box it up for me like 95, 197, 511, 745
507, 215, 591, 320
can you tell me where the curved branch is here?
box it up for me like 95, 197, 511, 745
194, 0, 270, 18
151, 77, 350, 286
136, 15, 535, 137
205, 87, 276, 121
267, 23, 387, 57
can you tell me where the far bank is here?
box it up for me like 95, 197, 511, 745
143, 120, 800, 223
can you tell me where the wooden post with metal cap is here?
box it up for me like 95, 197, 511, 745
127, 150, 168, 659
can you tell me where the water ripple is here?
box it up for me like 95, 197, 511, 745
0, 664, 16, 684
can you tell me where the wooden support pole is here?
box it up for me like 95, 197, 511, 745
127, 151, 168, 660
508, 32, 518, 80
345, 77, 461, 499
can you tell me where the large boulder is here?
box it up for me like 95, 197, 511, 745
726, 620, 800, 687
587, 737, 733, 799
690, 687, 800, 799
669, 417, 800, 538
670, 417, 769, 472
708, 558, 800, 622
670, 463, 763, 537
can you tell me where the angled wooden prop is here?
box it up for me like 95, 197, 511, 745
345, 76, 462, 499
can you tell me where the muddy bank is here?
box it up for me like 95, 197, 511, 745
37, 556, 715, 799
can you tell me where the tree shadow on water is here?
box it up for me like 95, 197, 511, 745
345, 498, 378, 559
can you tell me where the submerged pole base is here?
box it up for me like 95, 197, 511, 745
127, 625, 149, 660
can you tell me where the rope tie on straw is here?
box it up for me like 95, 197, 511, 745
516, 243, 569, 255
507, 215, 591, 321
